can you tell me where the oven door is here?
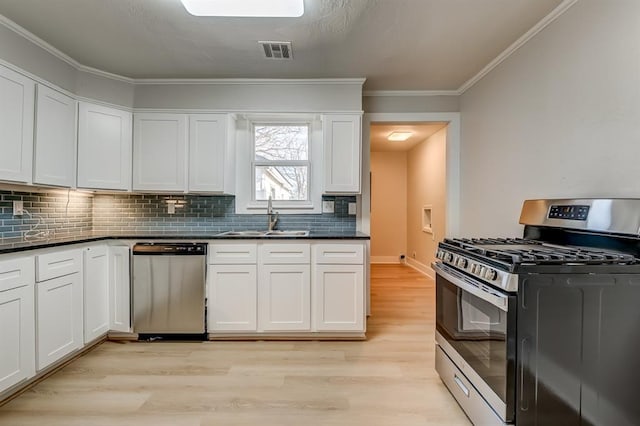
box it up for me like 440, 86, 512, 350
434, 262, 516, 423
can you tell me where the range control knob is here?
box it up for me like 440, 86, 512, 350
456, 257, 468, 269
444, 252, 453, 263
477, 266, 486, 278
484, 268, 498, 281
436, 250, 444, 260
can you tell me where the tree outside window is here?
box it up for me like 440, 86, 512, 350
253, 124, 310, 201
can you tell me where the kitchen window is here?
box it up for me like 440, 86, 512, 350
253, 123, 309, 201
235, 114, 323, 214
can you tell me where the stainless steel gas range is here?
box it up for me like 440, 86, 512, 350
434, 199, 640, 426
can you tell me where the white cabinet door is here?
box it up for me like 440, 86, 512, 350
313, 264, 364, 332
83, 246, 109, 343
208, 264, 257, 332
133, 113, 187, 191
188, 114, 234, 193
0, 257, 35, 394
323, 114, 361, 193
259, 264, 310, 331
36, 273, 83, 371
109, 246, 131, 333
77, 102, 132, 190
34, 84, 77, 187
0, 65, 34, 184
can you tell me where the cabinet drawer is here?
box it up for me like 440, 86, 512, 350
36, 250, 82, 282
260, 243, 310, 264
314, 244, 364, 264
0, 257, 34, 292
209, 244, 257, 264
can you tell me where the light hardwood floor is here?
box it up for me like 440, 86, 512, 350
0, 264, 470, 426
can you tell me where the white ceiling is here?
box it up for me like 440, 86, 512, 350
370, 122, 447, 152
0, 0, 564, 91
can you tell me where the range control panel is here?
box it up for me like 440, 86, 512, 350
548, 205, 590, 221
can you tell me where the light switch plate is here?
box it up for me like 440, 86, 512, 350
348, 202, 357, 215
322, 200, 335, 213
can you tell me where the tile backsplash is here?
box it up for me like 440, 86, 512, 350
0, 189, 355, 240
0, 190, 93, 240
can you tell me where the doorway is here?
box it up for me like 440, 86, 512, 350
361, 113, 461, 278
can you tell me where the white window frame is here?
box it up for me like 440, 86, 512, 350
235, 114, 323, 214
251, 122, 311, 203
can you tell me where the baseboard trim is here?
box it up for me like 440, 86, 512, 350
405, 257, 435, 279
371, 256, 402, 264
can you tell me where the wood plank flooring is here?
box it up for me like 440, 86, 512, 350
0, 264, 470, 426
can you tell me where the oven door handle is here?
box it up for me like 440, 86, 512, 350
433, 262, 509, 312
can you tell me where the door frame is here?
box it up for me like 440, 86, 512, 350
360, 112, 461, 238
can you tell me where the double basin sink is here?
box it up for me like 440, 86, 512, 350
217, 230, 309, 237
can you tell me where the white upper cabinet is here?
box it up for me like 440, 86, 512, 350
323, 114, 362, 193
33, 84, 77, 187
188, 114, 235, 193
0, 65, 35, 184
133, 113, 187, 191
77, 102, 132, 190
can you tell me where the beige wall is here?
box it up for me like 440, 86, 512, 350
407, 127, 447, 272
459, 0, 640, 236
370, 151, 407, 262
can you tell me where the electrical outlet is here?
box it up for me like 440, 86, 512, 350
348, 202, 357, 215
13, 200, 24, 216
322, 200, 335, 213
167, 203, 176, 214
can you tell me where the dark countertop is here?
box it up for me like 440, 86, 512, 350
0, 231, 370, 255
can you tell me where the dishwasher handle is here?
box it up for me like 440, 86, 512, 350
132, 243, 207, 255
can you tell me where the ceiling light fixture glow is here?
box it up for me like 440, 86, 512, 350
387, 132, 413, 141
180, 0, 304, 17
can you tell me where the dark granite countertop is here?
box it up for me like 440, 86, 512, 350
0, 231, 370, 255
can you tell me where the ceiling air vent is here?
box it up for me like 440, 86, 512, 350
259, 41, 293, 60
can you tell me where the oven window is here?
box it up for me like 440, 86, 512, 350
436, 274, 509, 402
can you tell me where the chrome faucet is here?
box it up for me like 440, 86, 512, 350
267, 196, 278, 231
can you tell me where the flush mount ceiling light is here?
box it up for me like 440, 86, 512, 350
180, 0, 304, 17
387, 132, 413, 141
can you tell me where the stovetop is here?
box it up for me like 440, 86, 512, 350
442, 238, 637, 266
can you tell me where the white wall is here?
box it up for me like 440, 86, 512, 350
0, 22, 135, 107
407, 127, 447, 273
134, 82, 363, 112
370, 151, 407, 262
363, 94, 459, 113
459, 0, 640, 237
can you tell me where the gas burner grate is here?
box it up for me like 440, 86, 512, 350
442, 238, 637, 266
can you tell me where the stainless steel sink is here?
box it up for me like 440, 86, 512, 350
217, 230, 267, 237
217, 230, 309, 237
265, 230, 309, 236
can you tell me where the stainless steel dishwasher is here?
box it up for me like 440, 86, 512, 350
132, 243, 206, 336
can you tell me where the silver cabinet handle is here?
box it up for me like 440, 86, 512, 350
453, 374, 470, 397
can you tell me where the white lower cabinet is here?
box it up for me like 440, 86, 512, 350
208, 241, 365, 336
208, 264, 257, 331
312, 243, 365, 332
313, 264, 364, 331
259, 264, 310, 331
83, 246, 110, 343
0, 257, 35, 394
36, 272, 83, 370
109, 246, 131, 333
36, 249, 83, 371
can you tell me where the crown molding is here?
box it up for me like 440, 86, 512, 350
457, 0, 578, 94
0, 0, 577, 92
362, 90, 460, 97
133, 78, 367, 86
